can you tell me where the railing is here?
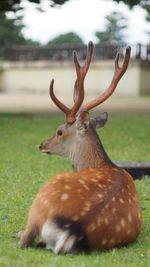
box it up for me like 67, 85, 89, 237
0, 43, 150, 61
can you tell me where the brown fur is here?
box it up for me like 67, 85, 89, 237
20, 165, 142, 251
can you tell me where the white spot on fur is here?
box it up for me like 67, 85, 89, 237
112, 208, 116, 214
83, 205, 90, 212
60, 193, 69, 201
107, 185, 112, 190
42, 199, 49, 206
116, 225, 121, 232
81, 210, 87, 216
127, 229, 131, 235
138, 212, 141, 220
97, 193, 103, 199
120, 218, 125, 228
87, 223, 96, 233
72, 215, 79, 221
83, 184, 90, 191
104, 218, 109, 225
101, 239, 107, 245
128, 198, 132, 204
64, 173, 71, 178
64, 185, 71, 190
112, 197, 115, 202
119, 198, 124, 204
132, 196, 137, 202
85, 201, 91, 207
78, 179, 90, 191
91, 178, 97, 182
56, 174, 62, 180
105, 203, 109, 209
128, 212, 132, 222
79, 179, 86, 185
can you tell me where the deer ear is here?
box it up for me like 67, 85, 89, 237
91, 112, 108, 129
76, 111, 90, 132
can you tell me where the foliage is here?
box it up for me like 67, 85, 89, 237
0, 13, 26, 47
145, 4, 150, 42
0, 0, 69, 12
0, 0, 149, 14
47, 32, 84, 45
0, 0, 41, 12
113, 0, 145, 8
0, 113, 150, 266
0, 13, 40, 58
95, 11, 127, 44
113, 0, 150, 14
114, 0, 150, 22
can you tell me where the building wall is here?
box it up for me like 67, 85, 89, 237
140, 61, 150, 95
0, 60, 150, 96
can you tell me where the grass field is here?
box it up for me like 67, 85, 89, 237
0, 113, 150, 267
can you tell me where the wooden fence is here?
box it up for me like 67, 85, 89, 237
0, 43, 150, 62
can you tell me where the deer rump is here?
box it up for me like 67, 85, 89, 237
20, 166, 141, 253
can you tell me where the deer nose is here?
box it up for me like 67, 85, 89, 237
39, 143, 51, 154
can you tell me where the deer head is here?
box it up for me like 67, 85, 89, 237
39, 42, 131, 170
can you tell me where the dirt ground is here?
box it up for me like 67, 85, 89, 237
0, 93, 150, 115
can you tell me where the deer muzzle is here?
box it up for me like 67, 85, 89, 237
39, 143, 51, 155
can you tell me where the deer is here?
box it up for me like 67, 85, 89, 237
19, 42, 142, 254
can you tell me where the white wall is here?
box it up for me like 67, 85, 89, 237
0, 60, 149, 97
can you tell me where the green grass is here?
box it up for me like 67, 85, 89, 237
0, 113, 150, 267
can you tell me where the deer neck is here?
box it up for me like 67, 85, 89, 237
70, 133, 113, 172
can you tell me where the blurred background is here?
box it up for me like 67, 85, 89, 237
0, 0, 150, 115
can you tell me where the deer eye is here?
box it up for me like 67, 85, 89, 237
57, 130, 63, 136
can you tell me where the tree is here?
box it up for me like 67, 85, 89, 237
0, 0, 69, 12
47, 32, 84, 45
0, 13, 26, 47
113, 0, 150, 13
145, 5, 150, 43
95, 11, 127, 44
0, 0, 149, 14
0, 13, 40, 47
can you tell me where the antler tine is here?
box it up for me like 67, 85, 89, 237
73, 80, 78, 103
49, 79, 69, 114
66, 41, 93, 123
73, 41, 94, 102
49, 42, 94, 124
74, 41, 93, 79
81, 46, 131, 112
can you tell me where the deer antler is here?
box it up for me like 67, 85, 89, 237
49, 42, 93, 124
81, 46, 131, 112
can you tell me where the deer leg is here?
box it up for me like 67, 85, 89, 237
19, 226, 38, 249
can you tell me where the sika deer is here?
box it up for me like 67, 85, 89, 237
19, 42, 142, 254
